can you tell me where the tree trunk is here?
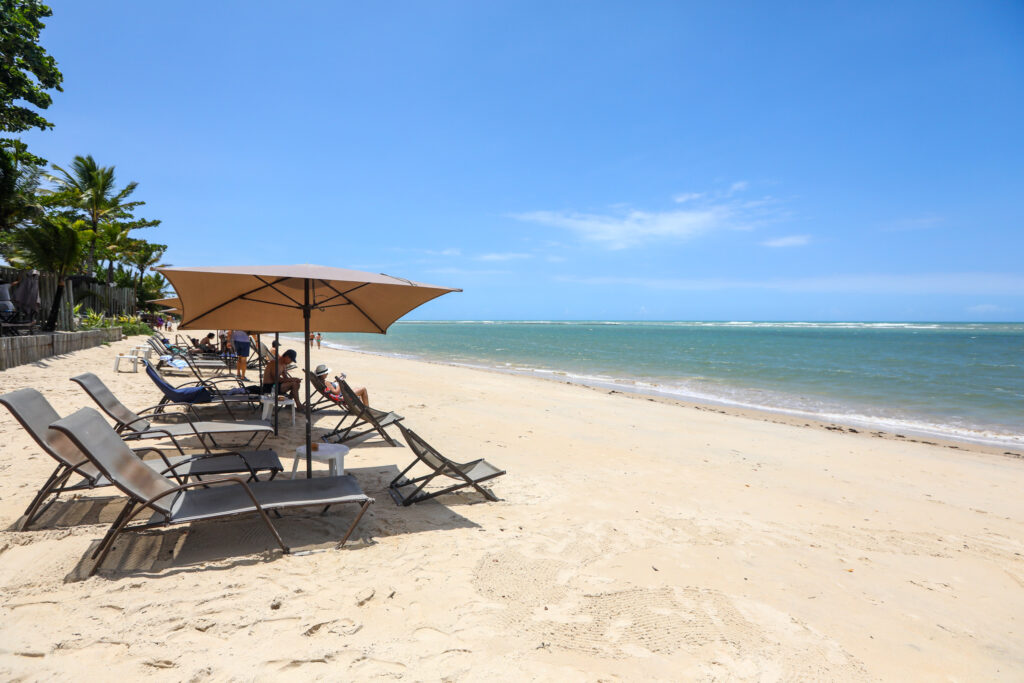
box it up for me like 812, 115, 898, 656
43, 280, 64, 332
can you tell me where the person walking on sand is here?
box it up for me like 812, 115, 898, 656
315, 332, 322, 349
229, 329, 251, 380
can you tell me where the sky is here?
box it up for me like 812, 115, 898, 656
15, 1, 1024, 321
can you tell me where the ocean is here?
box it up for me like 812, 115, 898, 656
310, 321, 1024, 448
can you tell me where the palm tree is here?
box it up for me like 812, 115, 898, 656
10, 216, 84, 331
47, 155, 143, 276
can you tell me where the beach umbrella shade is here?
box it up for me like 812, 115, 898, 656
157, 264, 460, 476
149, 296, 182, 312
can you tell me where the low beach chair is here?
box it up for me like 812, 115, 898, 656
0, 389, 282, 530
143, 360, 257, 419
70, 372, 272, 452
51, 407, 373, 576
322, 379, 403, 446
390, 423, 505, 506
303, 369, 351, 415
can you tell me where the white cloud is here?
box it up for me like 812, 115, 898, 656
426, 248, 462, 256
762, 234, 810, 248
554, 273, 1024, 296
426, 267, 512, 276
513, 206, 735, 249
513, 182, 775, 249
476, 252, 533, 262
967, 303, 1006, 313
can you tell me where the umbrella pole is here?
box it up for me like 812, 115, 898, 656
274, 332, 279, 437
304, 280, 313, 478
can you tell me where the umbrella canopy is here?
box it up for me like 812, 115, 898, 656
149, 296, 182, 312
157, 264, 460, 477
159, 265, 458, 333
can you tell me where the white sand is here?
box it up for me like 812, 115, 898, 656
0, 334, 1022, 680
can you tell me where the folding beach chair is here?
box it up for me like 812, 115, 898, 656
143, 360, 257, 419
51, 407, 373, 576
390, 422, 505, 506
303, 369, 351, 415
322, 379, 403, 446
70, 372, 272, 452
0, 389, 282, 530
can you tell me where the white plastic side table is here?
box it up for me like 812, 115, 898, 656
293, 442, 349, 478
260, 395, 295, 424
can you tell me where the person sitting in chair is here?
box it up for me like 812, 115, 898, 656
262, 349, 303, 408
197, 333, 218, 353
314, 363, 369, 406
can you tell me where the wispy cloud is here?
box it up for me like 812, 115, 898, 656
762, 234, 810, 248
425, 248, 462, 256
554, 273, 1024, 296
475, 252, 533, 262
426, 267, 512, 276
513, 182, 777, 249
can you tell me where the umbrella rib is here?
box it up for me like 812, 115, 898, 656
317, 281, 386, 333
182, 276, 293, 327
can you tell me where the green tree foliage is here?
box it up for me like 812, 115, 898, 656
10, 214, 83, 330
46, 154, 159, 276
0, 1, 63, 134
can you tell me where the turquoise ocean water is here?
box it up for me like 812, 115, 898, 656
312, 322, 1024, 448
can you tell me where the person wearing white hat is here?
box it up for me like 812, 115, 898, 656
314, 363, 369, 407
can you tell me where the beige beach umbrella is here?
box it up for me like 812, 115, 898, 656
149, 296, 182, 313
158, 264, 461, 476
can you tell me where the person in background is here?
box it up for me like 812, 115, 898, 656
229, 329, 251, 380
198, 333, 217, 353
315, 332, 322, 349
314, 363, 369, 406
262, 348, 303, 408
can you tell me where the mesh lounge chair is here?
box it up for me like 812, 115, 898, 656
143, 360, 257, 419
390, 422, 505, 506
303, 369, 351, 415
0, 389, 282, 530
71, 372, 272, 452
322, 379, 403, 446
51, 407, 373, 576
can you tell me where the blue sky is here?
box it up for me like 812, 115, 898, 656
17, 1, 1024, 321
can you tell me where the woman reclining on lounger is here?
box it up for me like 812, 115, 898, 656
314, 364, 370, 407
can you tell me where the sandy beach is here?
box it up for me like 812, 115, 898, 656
1, 334, 1022, 681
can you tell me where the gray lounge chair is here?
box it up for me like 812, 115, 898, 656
390, 422, 505, 506
303, 369, 351, 415
322, 379, 403, 446
70, 372, 272, 452
0, 388, 282, 530
51, 407, 373, 575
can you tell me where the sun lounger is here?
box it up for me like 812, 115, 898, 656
390, 422, 505, 505
143, 360, 257, 419
0, 388, 282, 530
303, 369, 351, 414
51, 407, 373, 575
71, 372, 272, 452
322, 379, 403, 446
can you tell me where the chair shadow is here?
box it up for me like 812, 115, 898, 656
63, 465, 482, 582
7, 495, 126, 531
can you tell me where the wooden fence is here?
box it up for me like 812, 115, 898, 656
0, 328, 124, 371
1, 266, 136, 331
